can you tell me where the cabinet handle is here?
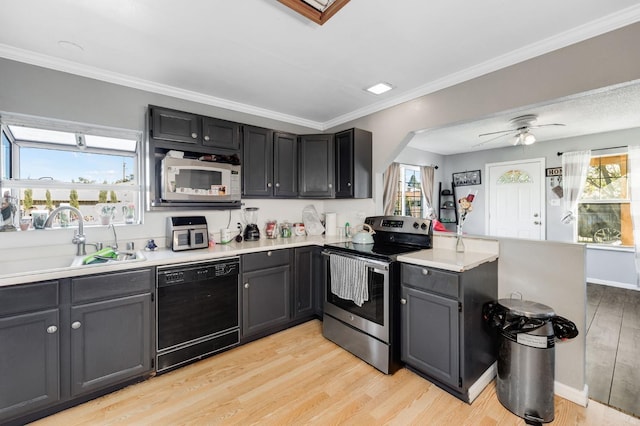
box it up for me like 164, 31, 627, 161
400, 299, 407, 305
347, 182, 351, 187
204, 135, 210, 141
244, 282, 250, 289
267, 182, 272, 188
191, 132, 198, 139
267, 251, 272, 257
71, 321, 82, 330
328, 183, 333, 188
46, 325, 58, 334
275, 183, 280, 187
421, 269, 430, 275
534, 221, 541, 225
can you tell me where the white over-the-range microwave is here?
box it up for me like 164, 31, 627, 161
161, 156, 241, 203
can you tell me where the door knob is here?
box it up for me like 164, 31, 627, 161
534, 213, 539, 218
244, 283, 250, 289
71, 321, 82, 330
204, 135, 210, 141
400, 299, 407, 305
534, 221, 541, 225
46, 325, 58, 334
191, 133, 198, 139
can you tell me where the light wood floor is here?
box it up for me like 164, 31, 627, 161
32, 320, 640, 426
587, 283, 640, 417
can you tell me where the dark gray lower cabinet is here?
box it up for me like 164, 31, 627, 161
293, 246, 316, 320
241, 250, 292, 340
0, 269, 153, 425
0, 308, 59, 421
400, 261, 497, 402
70, 293, 151, 396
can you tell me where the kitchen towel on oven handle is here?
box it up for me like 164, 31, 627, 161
329, 254, 369, 306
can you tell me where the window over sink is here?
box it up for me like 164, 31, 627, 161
0, 112, 143, 231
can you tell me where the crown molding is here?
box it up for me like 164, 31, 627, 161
0, 43, 324, 131
324, 4, 640, 130
1, 4, 639, 133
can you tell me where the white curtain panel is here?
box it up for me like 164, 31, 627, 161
420, 166, 436, 219
627, 146, 640, 286
382, 162, 400, 215
561, 150, 591, 224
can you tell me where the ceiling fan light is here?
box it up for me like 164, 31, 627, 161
523, 132, 536, 145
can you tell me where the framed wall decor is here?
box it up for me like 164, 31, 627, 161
452, 170, 481, 186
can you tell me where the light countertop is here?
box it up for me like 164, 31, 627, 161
397, 249, 498, 272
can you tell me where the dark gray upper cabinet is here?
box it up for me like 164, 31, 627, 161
242, 125, 274, 197
202, 116, 241, 150
150, 107, 200, 144
273, 132, 298, 197
298, 134, 335, 198
149, 106, 240, 152
242, 128, 298, 198
335, 128, 372, 199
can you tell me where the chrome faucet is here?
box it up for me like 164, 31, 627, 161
109, 223, 119, 251
43, 205, 86, 256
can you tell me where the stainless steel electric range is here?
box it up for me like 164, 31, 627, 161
322, 215, 432, 374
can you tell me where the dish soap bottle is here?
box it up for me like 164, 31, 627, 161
345, 222, 351, 238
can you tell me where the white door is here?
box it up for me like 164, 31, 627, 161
486, 159, 545, 239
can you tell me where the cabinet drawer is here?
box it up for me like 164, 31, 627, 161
71, 268, 152, 304
242, 249, 290, 272
0, 281, 59, 317
401, 263, 459, 299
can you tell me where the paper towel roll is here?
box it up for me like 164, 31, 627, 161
325, 212, 337, 236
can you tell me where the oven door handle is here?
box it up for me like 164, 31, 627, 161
322, 250, 390, 271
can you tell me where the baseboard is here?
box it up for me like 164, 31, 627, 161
555, 381, 589, 407
587, 278, 639, 291
469, 362, 497, 403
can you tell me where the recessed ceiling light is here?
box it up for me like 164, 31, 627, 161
366, 82, 393, 95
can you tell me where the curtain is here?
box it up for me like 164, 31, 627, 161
420, 166, 436, 219
561, 150, 591, 224
382, 162, 400, 215
628, 146, 640, 287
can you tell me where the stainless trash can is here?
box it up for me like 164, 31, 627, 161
495, 299, 556, 424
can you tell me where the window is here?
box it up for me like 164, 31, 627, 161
394, 165, 424, 217
0, 113, 143, 231
577, 154, 632, 246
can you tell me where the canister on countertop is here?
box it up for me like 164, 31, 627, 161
293, 222, 305, 236
265, 220, 278, 239
280, 221, 292, 238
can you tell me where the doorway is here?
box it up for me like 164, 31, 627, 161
486, 159, 546, 240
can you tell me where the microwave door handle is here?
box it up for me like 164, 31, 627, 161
189, 229, 197, 247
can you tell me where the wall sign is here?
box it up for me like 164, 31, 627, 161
545, 167, 562, 177
452, 170, 481, 186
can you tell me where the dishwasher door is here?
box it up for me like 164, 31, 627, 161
156, 257, 240, 372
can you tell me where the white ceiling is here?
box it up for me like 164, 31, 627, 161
1, 0, 640, 140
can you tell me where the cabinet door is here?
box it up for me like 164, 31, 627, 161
150, 107, 199, 144
242, 125, 274, 197
70, 293, 151, 397
334, 129, 354, 198
0, 309, 59, 421
298, 134, 335, 198
293, 247, 315, 320
202, 117, 240, 150
401, 286, 460, 389
273, 132, 298, 197
242, 265, 290, 338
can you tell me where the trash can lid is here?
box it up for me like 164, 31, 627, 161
498, 298, 555, 319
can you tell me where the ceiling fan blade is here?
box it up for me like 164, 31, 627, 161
473, 132, 514, 146
528, 123, 566, 129
478, 129, 517, 137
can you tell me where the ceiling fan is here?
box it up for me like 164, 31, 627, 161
476, 114, 565, 146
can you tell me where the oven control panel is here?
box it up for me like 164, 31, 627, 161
365, 216, 432, 235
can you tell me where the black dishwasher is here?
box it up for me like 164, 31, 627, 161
156, 257, 240, 373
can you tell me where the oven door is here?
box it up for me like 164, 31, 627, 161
323, 251, 390, 343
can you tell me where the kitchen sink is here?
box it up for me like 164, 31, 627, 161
70, 250, 146, 267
